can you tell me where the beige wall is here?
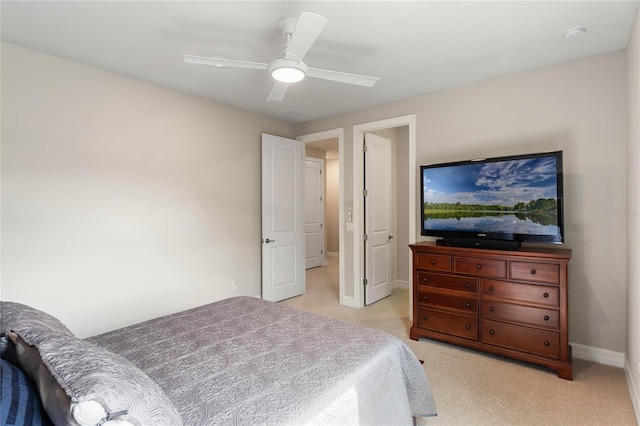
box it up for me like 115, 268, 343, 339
296, 50, 628, 354
325, 157, 339, 254
304, 147, 325, 160
0, 43, 295, 337
626, 4, 640, 417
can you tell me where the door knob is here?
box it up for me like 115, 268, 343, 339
388, 235, 394, 241
263, 238, 275, 244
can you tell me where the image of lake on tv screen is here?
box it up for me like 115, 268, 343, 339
423, 157, 560, 236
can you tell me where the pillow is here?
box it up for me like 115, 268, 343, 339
1, 334, 19, 365
9, 333, 74, 425
1, 358, 53, 426
9, 330, 183, 426
1, 301, 74, 337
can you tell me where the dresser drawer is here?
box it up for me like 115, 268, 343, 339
417, 288, 478, 314
416, 253, 451, 272
417, 308, 478, 340
454, 257, 507, 278
481, 301, 559, 329
510, 261, 560, 285
481, 320, 560, 359
482, 279, 559, 307
416, 272, 478, 293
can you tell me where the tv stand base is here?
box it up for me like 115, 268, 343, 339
436, 238, 521, 251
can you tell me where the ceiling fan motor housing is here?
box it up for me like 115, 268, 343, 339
276, 16, 298, 35
268, 58, 308, 83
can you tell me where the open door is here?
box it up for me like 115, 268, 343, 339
364, 133, 393, 305
305, 158, 325, 269
261, 133, 305, 302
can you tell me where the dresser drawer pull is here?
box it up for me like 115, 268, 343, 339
423, 296, 429, 301
465, 282, 471, 288
465, 303, 471, 308
489, 330, 495, 335
530, 269, 537, 275
489, 286, 494, 292
423, 315, 429, 321
430, 260, 436, 265
489, 306, 495, 312
476, 264, 482, 270
543, 292, 549, 298
465, 324, 471, 330
422, 277, 428, 283
544, 315, 550, 321
544, 341, 550, 346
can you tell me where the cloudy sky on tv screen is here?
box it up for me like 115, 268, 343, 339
423, 157, 558, 207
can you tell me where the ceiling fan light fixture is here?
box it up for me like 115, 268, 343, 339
269, 58, 308, 83
272, 67, 305, 83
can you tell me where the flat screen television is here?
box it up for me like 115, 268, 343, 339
420, 151, 564, 250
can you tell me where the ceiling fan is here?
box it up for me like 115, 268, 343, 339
184, 12, 380, 102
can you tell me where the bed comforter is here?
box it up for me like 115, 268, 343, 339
87, 296, 436, 425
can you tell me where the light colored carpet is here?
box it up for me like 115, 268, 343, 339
280, 258, 637, 426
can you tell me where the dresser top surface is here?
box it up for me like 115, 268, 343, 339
410, 241, 572, 260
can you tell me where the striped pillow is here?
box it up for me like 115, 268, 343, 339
0, 358, 52, 426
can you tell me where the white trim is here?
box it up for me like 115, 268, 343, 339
326, 251, 339, 258
352, 115, 417, 312
570, 342, 625, 368
296, 128, 346, 306
624, 357, 640, 424
341, 294, 356, 307
393, 280, 410, 290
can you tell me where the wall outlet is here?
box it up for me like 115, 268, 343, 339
232, 278, 238, 290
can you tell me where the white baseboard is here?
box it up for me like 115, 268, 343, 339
570, 342, 625, 368
393, 279, 410, 290
624, 357, 640, 425
327, 251, 339, 258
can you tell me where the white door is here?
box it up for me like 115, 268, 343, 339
304, 158, 324, 269
364, 133, 393, 305
261, 133, 305, 302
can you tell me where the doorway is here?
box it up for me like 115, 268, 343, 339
296, 129, 346, 304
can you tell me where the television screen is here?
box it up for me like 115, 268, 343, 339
420, 151, 563, 246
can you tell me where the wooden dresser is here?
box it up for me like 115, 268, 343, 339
409, 241, 573, 379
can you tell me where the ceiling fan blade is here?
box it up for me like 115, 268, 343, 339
267, 81, 289, 102
184, 55, 268, 70
307, 67, 380, 87
285, 12, 327, 61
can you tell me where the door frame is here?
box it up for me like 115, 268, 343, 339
353, 115, 417, 314
296, 128, 347, 305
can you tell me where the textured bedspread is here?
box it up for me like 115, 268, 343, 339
87, 296, 436, 425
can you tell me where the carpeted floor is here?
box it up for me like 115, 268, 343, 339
280, 257, 638, 426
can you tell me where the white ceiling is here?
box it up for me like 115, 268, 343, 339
1, 1, 637, 123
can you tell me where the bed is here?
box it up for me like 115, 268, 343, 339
1, 296, 437, 425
